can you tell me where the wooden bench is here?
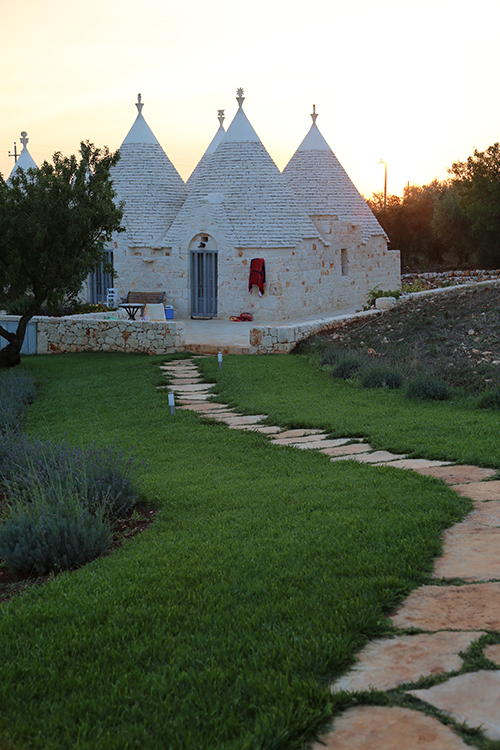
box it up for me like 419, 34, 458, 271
120, 291, 166, 320
125, 291, 166, 305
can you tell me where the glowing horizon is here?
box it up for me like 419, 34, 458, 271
1, 0, 499, 199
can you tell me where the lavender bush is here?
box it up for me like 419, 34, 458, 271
2, 436, 145, 519
0, 369, 37, 436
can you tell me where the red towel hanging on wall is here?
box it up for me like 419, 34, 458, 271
249, 258, 266, 297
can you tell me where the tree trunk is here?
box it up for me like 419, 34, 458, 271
0, 309, 37, 368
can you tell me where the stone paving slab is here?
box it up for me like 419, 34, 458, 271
312, 705, 470, 749
271, 429, 324, 439
217, 415, 268, 425
166, 377, 202, 384
330, 450, 408, 464
331, 632, 485, 693
413, 465, 497, 485
466, 500, 500, 527
391, 583, 500, 631
294, 439, 351, 450
169, 384, 213, 392
408, 670, 500, 741
321, 443, 371, 457
452, 480, 500, 502
178, 403, 229, 412
227, 425, 282, 434
377, 458, 453, 470
177, 394, 211, 401
271, 433, 328, 444
484, 644, 500, 665
433, 524, 500, 581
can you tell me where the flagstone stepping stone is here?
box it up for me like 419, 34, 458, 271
391, 583, 500, 631
167, 377, 202, 384
330, 450, 407, 464
413, 465, 497, 485
484, 644, 500, 665
179, 403, 229, 412
378, 458, 453, 470
271, 433, 328, 444
219, 415, 267, 425
322, 443, 371, 457
228, 425, 282, 434
271, 429, 324, 439
408, 670, 500, 741
452, 480, 500, 502
331, 632, 485, 693
433, 524, 500, 581
312, 705, 469, 749
177, 394, 211, 401
466, 500, 500, 527
168, 383, 213, 391
294, 439, 352, 450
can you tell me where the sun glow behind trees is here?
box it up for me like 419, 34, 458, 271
1, 0, 500, 198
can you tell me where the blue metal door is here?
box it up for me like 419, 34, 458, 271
191, 251, 218, 318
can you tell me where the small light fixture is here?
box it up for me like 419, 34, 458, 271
168, 392, 175, 415
218, 352, 223, 370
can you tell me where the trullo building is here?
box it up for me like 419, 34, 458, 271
108, 90, 400, 320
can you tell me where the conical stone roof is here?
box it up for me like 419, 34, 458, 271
8, 132, 37, 180
282, 107, 386, 243
111, 95, 187, 246
186, 110, 226, 191
164, 90, 320, 248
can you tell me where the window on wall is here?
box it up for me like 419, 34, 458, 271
89, 249, 114, 303
341, 249, 348, 277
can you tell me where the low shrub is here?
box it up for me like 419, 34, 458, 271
0, 368, 37, 436
477, 388, 500, 410
362, 367, 404, 390
407, 375, 451, 401
332, 355, 364, 380
2, 437, 144, 518
0, 498, 110, 575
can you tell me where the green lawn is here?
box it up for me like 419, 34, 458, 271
0, 352, 478, 749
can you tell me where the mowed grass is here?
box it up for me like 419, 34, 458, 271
0, 352, 473, 750
198, 354, 500, 469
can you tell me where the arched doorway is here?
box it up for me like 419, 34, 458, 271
190, 234, 218, 318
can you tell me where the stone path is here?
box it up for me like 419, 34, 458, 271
159, 359, 500, 749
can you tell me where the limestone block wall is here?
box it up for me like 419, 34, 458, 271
37, 318, 186, 355
111, 216, 400, 322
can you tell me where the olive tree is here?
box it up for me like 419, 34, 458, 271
0, 142, 123, 368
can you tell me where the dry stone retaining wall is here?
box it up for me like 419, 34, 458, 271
36, 317, 186, 356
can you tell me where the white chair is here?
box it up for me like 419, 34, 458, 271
106, 288, 118, 307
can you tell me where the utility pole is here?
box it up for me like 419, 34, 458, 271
379, 159, 387, 208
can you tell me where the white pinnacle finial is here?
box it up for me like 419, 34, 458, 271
136, 93, 143, 114
311, 105, 318, 124
20, 131, 29, 148
236, 88, 245, 109
217, 109, 225, 127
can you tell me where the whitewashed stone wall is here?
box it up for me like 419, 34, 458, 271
109, 216, 400, 322
37, 318, 185, 355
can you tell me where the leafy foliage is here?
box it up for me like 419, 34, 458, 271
331, 354, 364, 380
477, 388, 500, 410
450, 142, 500, 267
362, 367, 404, 390
0, 142, 123, 367
0, 368, 37, 436
407, 375, 451, 401
0, 498, 110, 575
1, 436, 144, 519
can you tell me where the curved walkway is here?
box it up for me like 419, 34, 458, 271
159, 359, 500, 749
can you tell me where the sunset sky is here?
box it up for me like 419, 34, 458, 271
1, 0, 498, 198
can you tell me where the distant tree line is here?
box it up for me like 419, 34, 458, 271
367, 143, 500, 272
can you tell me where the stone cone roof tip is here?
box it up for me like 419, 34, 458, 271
164, 92, 322, 249
111, 95, 187, 246
8, 132, 38, 180
283, 110, 387, 243
186, 111, 226, 191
